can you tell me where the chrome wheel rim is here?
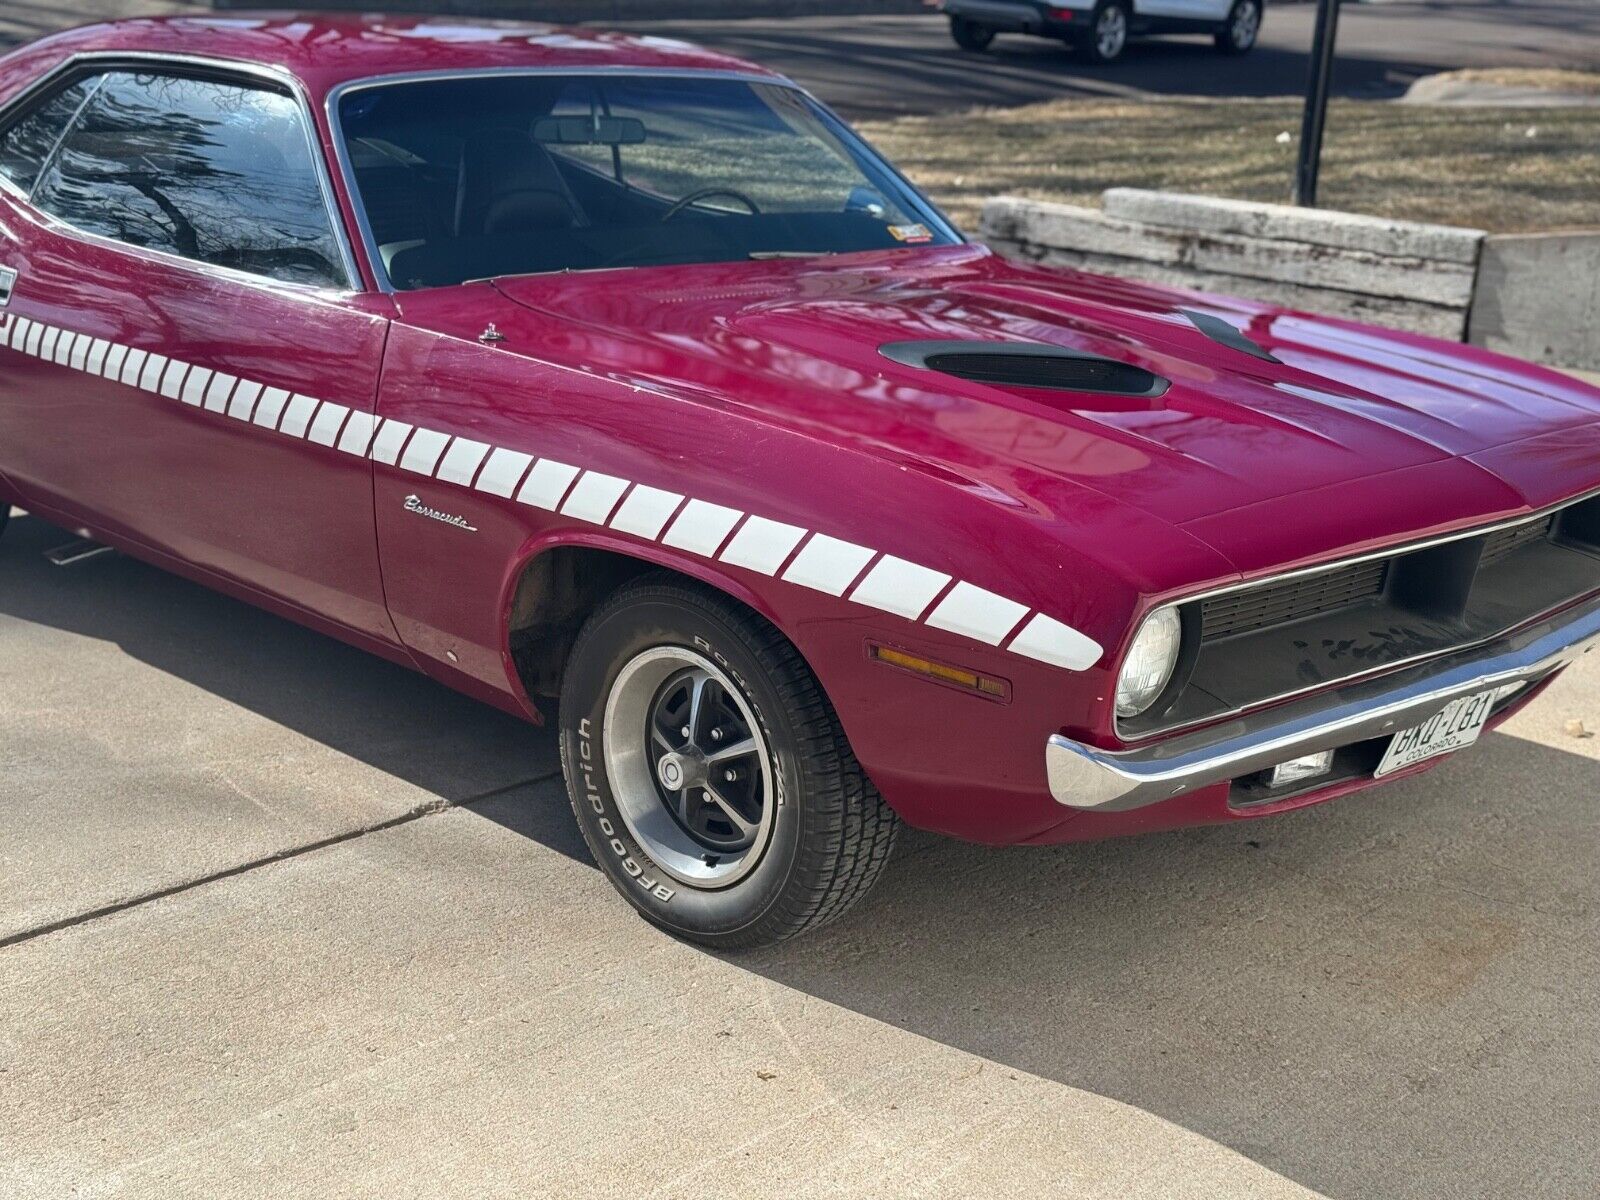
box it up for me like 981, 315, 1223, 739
603, 646, 775, 888
1232, 2, 1260, 48
1096, 7, 1127, 57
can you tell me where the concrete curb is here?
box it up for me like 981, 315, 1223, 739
1102, 188, 1483, 264
981, 190, 1600, 370
1469, 232, 1600, 370
981, 192, 1483, 340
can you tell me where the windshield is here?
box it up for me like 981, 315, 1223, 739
335, 73, 960, 290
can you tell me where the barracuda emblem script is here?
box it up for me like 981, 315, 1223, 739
404, 494, 478, 533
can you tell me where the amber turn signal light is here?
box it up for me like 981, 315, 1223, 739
868, 642, 1010, 702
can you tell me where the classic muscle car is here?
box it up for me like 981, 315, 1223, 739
2, 17, 1597, 948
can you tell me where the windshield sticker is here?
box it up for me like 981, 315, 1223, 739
888, 223, 933, 244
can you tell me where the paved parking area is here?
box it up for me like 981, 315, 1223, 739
7, 3, 1600, 118
2, 507, 1597, 1198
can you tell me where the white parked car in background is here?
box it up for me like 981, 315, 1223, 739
941, 0, 1262, 63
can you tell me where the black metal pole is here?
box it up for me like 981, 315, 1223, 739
1294, 0, 1342, 207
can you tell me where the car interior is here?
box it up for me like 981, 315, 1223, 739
337, 75, 954, 289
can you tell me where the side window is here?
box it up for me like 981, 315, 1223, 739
0, 77, 97, 193
30, 71, 347, 289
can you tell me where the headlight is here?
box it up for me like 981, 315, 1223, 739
1115, 606, 1182, 718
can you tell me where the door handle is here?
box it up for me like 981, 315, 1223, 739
0, 265, 16, 306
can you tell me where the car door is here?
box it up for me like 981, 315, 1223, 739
0, 63, 397, 643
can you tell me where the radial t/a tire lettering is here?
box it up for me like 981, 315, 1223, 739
558, 575, 899, 949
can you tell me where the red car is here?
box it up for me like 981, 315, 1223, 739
2, 16, 1597, 948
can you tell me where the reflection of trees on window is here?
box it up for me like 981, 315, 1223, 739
32, 73, 344, 288
0, 79, 97, 192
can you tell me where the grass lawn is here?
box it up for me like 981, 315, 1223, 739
858, 98, 1600, 234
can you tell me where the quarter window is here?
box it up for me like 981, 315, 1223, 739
28, 71, 346, 288
0, 77, 97, 193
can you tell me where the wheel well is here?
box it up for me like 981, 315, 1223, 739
507, 546, 658, 700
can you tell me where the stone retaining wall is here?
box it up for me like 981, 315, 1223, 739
981, 189, 1600, 370
981, 189, 1484, 341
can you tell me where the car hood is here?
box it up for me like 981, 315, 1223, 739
487, 244, 1600, 575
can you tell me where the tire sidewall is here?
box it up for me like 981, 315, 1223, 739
560, 594, 805, 941
1222, 0, 1261, 52
1083, 1, 1129, 63
950, 16, 994, 51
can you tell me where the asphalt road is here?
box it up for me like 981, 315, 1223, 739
618, 1, 1600, 117
2, 501, 1597, 1199
7, 3, 1600, 118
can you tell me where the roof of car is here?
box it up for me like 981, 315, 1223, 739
18, 13, 785, 100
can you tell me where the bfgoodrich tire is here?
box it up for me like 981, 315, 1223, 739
559, 576, 899, 949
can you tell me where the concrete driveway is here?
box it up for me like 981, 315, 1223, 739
2, 506, 1597, 1199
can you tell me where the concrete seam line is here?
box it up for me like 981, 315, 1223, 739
0, 771, 561, 951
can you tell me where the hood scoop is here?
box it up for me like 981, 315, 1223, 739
880, 340, 1168, 398
1180, 309, 1281, 363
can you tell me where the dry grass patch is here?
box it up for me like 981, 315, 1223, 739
859, 98, 1600, 234
1445, 68, 1600, 95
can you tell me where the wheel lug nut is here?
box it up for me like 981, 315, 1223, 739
680, 726, 690, 739
724, 769, 737, 782
710, 728, 723, 742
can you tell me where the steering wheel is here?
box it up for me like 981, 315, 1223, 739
661, 187, 762, 222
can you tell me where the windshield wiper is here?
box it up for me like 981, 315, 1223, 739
747, 250, 838, 260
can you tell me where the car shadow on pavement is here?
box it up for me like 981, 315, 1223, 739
7, 512, 1596, 1196
0, 513, 585, 861
737, 728, 1600, 1200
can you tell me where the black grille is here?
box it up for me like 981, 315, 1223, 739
1479, 516, 1554, 567
1201, 560, 1389, 641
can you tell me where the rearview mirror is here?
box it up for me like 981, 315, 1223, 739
533, 116, 647, 146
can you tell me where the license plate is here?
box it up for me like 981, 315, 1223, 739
1375, 689, 1496, 778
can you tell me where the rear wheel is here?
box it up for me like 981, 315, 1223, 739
558, 576, 899, 949
1215, 0, 1262, 54
950, 16, 996, 52
1079, 0, 1130, 63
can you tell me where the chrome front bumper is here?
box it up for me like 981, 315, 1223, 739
1047, 594, 1600, 812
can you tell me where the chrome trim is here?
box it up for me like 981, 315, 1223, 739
323, 66, 963, 295
0, 51, 362, 294
1114, 485, 1600, 741
1049, 591, 1600, 812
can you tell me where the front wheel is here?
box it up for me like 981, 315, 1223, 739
950, 16, 996, 52
1079, 1, 1130, 64
1215, 0, 1262, 54
559, 576, 899, 949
